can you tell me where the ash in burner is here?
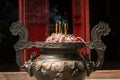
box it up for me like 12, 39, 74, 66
46, 33, 84, 43
46, 21, 84, 43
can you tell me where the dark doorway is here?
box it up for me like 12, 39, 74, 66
0, 0, 19, 71
50, 0, 73, 34
90, 0, 120, 70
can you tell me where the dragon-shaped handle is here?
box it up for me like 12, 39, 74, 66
9, 21, 29, 67
84, 21, 111, 76
10, 22, 36, 76
10, 22, 47, 76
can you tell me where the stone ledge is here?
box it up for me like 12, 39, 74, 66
87, 70, 120, 79
0, 72, 35, 80
0, 70, 120, 80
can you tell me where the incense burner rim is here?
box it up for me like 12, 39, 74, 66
36, 42, 85, 49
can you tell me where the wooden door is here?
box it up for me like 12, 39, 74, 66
19, 0, 49, 62
72, 0, 90, 41
72, 0, 90, 56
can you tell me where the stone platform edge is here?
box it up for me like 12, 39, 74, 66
0, 70, 120, 80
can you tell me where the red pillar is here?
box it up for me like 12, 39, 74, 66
18, 0, 49, 62
72, 0, 90, 57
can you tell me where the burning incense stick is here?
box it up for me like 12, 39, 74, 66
59, 21, 62, 33
64, 23, 68, 36
55, 21, 59, 34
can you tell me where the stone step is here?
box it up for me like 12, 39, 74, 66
87, 70, 120, 79
0, 70, 120, 80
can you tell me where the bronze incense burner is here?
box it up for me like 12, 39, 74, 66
10, 21, 110, 80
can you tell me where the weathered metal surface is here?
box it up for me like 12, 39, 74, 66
10, 21, 110, 80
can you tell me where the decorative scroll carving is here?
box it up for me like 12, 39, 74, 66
13, 41, 85, 51
31, 59, 86, 80
9, 21, 29, 42
86, 21, 111, 69
9, 21, 29, 68
42, 42, 85, 49
91, 21, 110, 51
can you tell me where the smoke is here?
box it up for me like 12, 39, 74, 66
50, 5, 68, 26
49, 4, 68, 34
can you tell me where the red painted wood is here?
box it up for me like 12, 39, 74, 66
25, 0, 49, 41
85, 0, 90, 42
84, 0, 91, 57
72, 0, 90, 41
18, 0, 49, 62
72, 0, 90, 58
19, 0, 27, 64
